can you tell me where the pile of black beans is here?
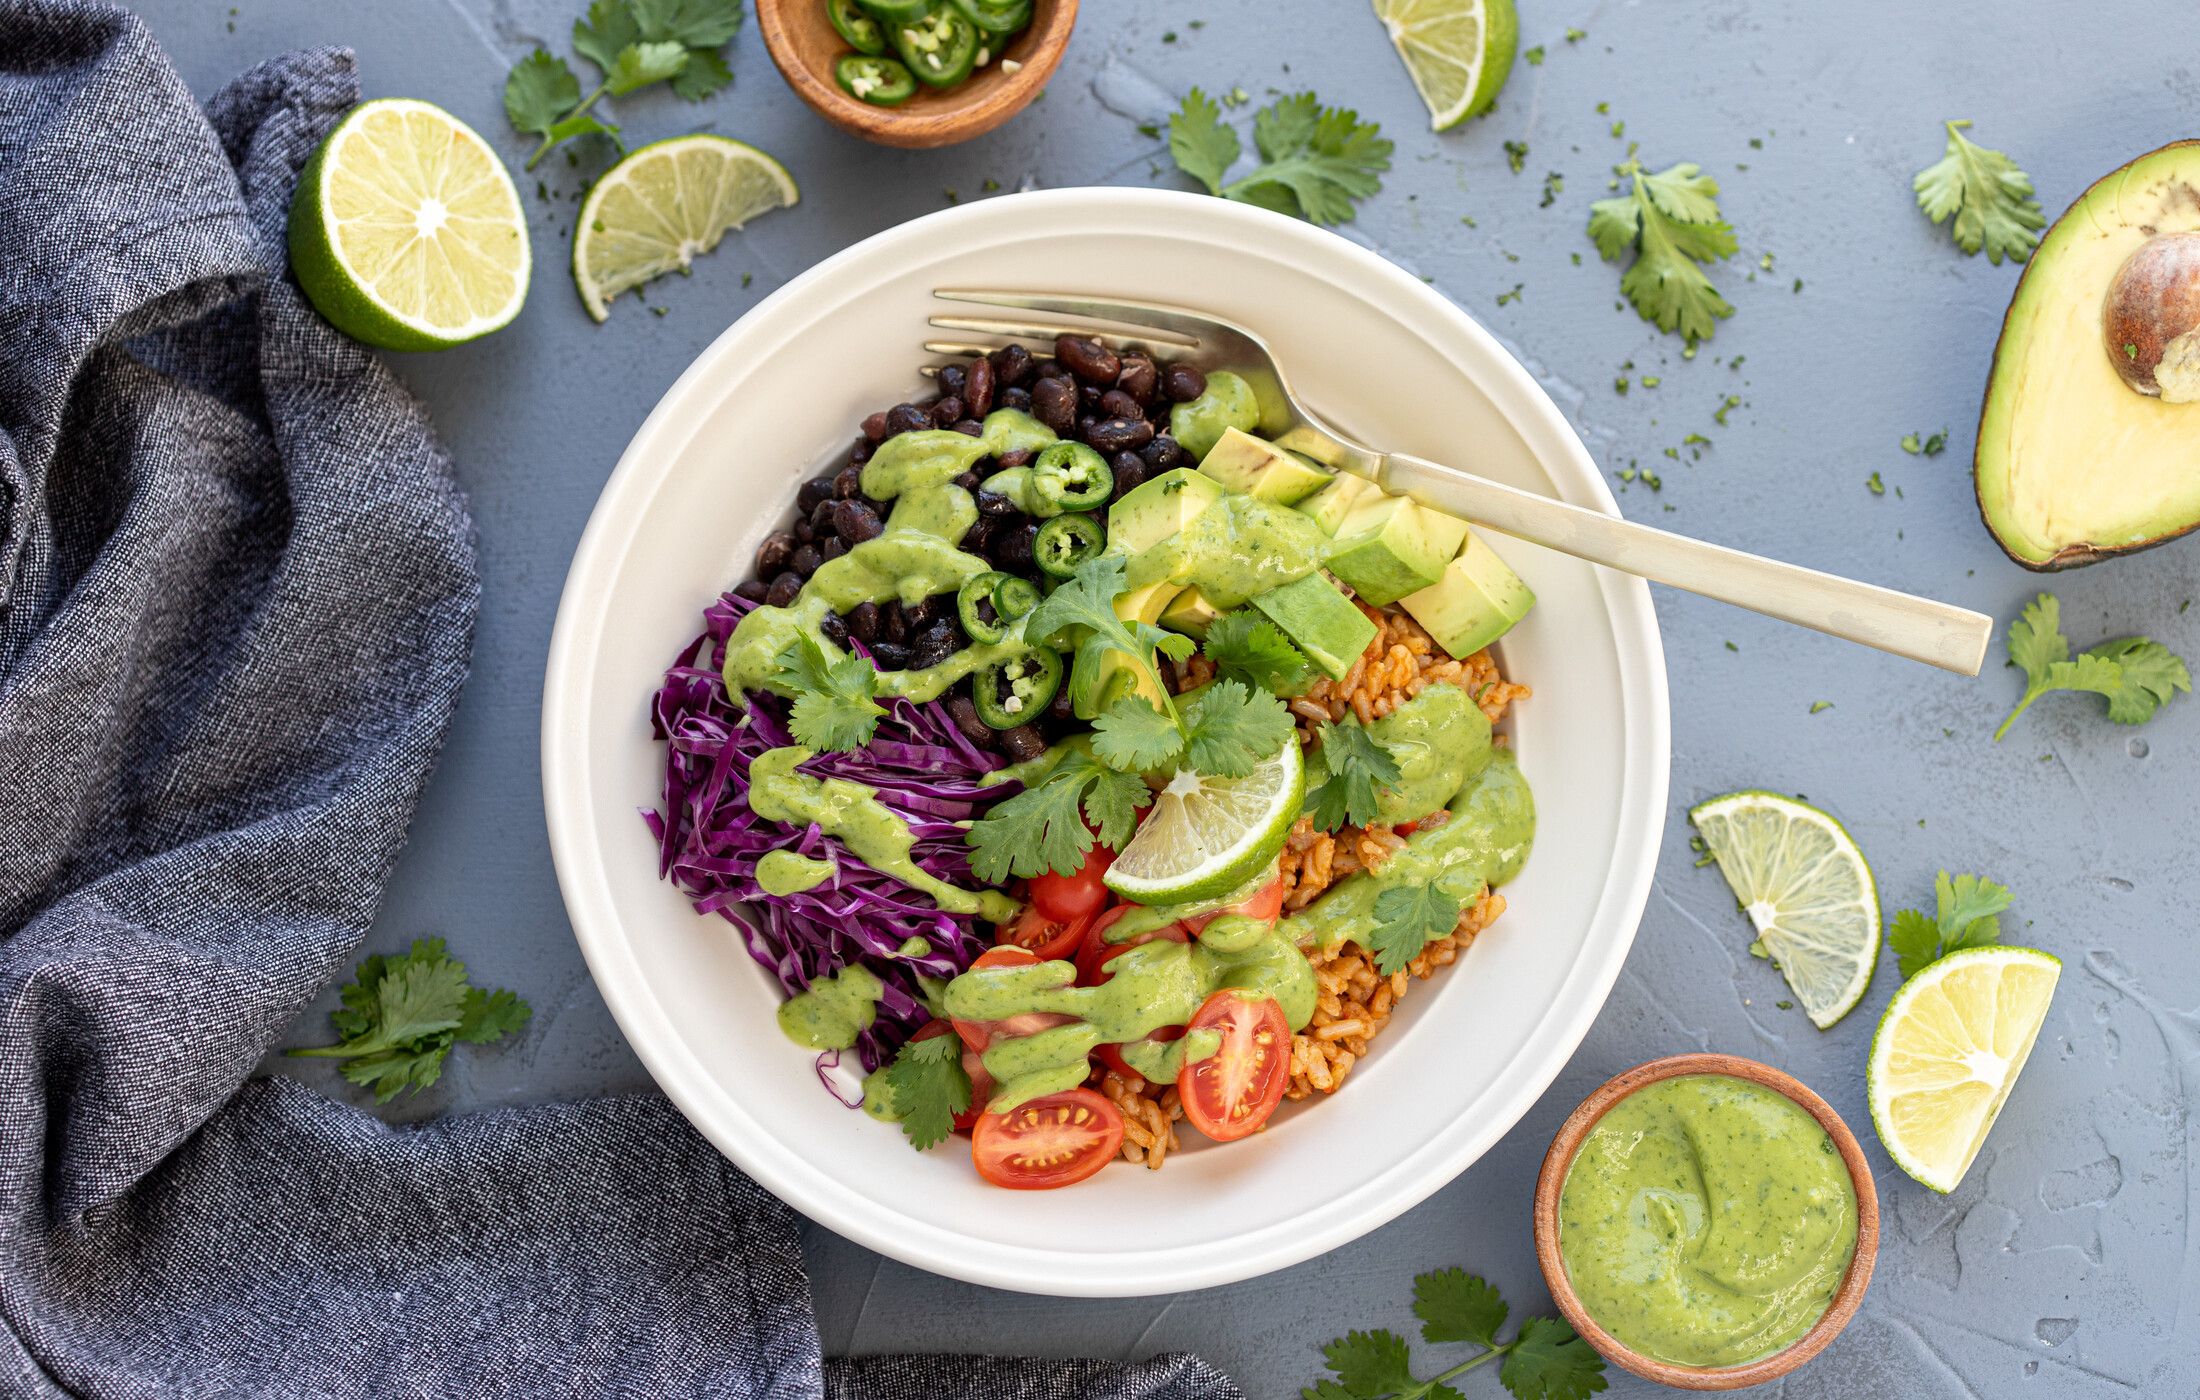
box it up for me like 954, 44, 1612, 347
730, 335, 1213, 760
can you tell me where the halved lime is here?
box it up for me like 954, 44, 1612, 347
1371, 0, 1518, 132
1103, 741, 1304, 905
1869, 945, 2059, 1192
572, 135, 798, 322
1690, 791, 1881, 1028
288, 98, 530, 351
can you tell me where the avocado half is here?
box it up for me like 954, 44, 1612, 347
1976, 140, 2200, 569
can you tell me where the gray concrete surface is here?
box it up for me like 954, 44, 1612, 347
139, 0, 2200, 1393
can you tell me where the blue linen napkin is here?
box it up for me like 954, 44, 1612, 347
0, 5, 1239, 1396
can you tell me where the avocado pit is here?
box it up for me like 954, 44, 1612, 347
2103, 229, 2200, 402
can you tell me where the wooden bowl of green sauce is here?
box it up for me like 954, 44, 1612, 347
1532, 1054, 1879, 1390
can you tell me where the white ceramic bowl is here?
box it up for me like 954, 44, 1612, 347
542, 188, 1670, 1297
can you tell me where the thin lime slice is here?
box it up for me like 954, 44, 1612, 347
288, 98, 530, 351
572, 135, 798, 321
1103, 740, 1304, 905
1869, 945, 2059, 1192
1690, 791, 1881, 1028
1371, 0, 1517, 133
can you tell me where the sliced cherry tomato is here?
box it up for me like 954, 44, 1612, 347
971, 1087, 1125, 1189
1179, 876, 1286, 937
1074, 905, 1188, 987
911, 1019, 993, 1132
1095, 1023, 1184, 1080
952, 945, 1077, 1052
1177, 991, 1291, 1143
1030, 844, 1113, 923
999, 905, 1091, 962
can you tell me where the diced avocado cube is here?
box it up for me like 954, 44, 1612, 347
1400, 530, 1535, 658
1249, 573, 1377, 681
1295, 472, 1383, 535
1082, 580, 1183, 719
1158, 585, 1224, 639
1107, 468, 1225, 556
1198, 428, 1335, 505
1322, 496, 1469, 607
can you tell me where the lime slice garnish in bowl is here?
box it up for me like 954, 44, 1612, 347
1690, 790, 1881, 1029
1103, 740, 1304, 905
1371, 0, 1518, 132
1869, 945, 2059, 1192
573, 134, 798, 322
288, 98, 530, 352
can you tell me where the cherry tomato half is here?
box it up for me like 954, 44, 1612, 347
1074, 905, 1187, 987
1178, 876, 1286, 937
998, 904, 1092, 962
952, 945, 1076, 1053
1095, 1023, 1184, 1081
1177, 992, 1291, 1143
1029, 843, 1114, 923
971, 1087, 1126, 1189
911, 1018, 993, 1131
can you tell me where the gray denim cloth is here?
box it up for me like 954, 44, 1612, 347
0, 4, 1239, 1398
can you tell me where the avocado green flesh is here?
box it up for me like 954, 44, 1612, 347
1978, 141, 2200, 569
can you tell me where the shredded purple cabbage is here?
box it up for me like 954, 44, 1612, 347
645, 591, 1019, 1079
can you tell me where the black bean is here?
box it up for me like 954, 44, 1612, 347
931, 395, 965, 426
1032, 357, 1065, 381
990, 519, 1038, 570
1001, 384, 1033, 412
990, 342, 1034, 386
793, 518, 817, 545
1116, 353, 1158, 404
1163, 363, 1207, 403
963, 356, 995, 418
734, 578, 771, 603
820, 611, 849, 646
910, 621, 959, 670
789, 544, 822, 576
1076, 414, 1100, 439
821, 535, 848, 562
861, 411, 889, 444
833, 499, 883, 544
1077, 381, 1105, 410
1099, 388, 1141, 420
1109, 451, 1149, 498
996, 448, 1035, 470
1031, 376, 1077, 434
809, 498, 839, 535
951, 470, 981, 491
1055, 334, 1120, 384
882, 601, 908, 643
765, 572, 804, 607
936, 364, 967, 398
903, 596, 938, 631
975, 488, 1020, 516
962, 513, 998, 554
846, 601, 881, 643
1141, 434, 1188, 473
952, 418, 984, 437
1046, 682, 1077, 724
754, 530, 798, 577
885, 403, 931, 436
1086, 416, 1155, 454
849, 438, 873, 468
834, 465, 864, 498
999, 724, 1049, 762
947, 691, 994, 746
870, 640, 911, 670
797, 474, 836, 513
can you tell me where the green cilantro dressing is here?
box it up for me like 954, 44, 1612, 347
747, 747, 1020, 923
755, 850, 837, 895
776, 965, 883, 1050
1307, 683, 1493, 827
1102, 863, 1278, 945
1557, 1075, 1859, 1368
1125, 493, 1330, 608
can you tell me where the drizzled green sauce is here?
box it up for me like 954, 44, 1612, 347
776, 965, 883, 1050
756, 850, 837, 895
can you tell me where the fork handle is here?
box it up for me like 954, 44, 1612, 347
1380, 453, 1994, 676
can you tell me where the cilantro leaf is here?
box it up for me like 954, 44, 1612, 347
1913, 120, 2045, 265
1501, 1317, 1608, 1400
1306, 718, 1404, 832
1886, 908, 1943, 984
966, 748, 1150, 882
605, 40, 689, 95
1890, 871, 2014, 980
1165, 89, 1390, 225
1024, 554, 1192, 722
504, 49, 582, 138
1181, 677, 1296, 778
775, 632, 885, 752
289, 938, 529, 1103
1321, 1330, 1416, 1397
572, 0, 643, 72
1994, 593, 2190, 739
631, 0, 744, 49
1369, 880, 1465, 976
1093, 695, 1186, 772
670, 46, 733, 100
1203, 611, 1315, 695
1588, 158, 1736, 343
871, 1031, 971, 1150
1413, 1268, 1506, 1347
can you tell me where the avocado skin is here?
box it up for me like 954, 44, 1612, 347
1974, 139, 2200, 571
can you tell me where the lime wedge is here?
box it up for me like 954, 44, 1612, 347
288, 98, 530, 351
1103, 741, 1304, 905
1690, 791, 1881, 1029
572, 135, 798, 322
1371, 0, 1518, 132
1869, 946, 2059, 1192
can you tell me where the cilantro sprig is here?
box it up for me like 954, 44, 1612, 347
1913, 120, 2045, 265
1306, 718, 1404, 832
1367, 875, 1479, 976
1025, 554, 1194, 726
965, 745, 1150, 882
1887, 872, 2014, 982
504, 0, 742, 169
869, 1032, 972, 1150
775, 631, 885, 752
1587, 153, 1737, 343
1095, 678, 1297, 780
289, 938, 531, 1103
1203, 610, 1316, 695
1993, 593, 2190, 740
1307, 1267, 1606, 1400
1168, 88, 1393, 225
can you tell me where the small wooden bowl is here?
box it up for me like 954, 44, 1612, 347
756, 0, 1077, 149
1531, 1054, 1879, 1391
